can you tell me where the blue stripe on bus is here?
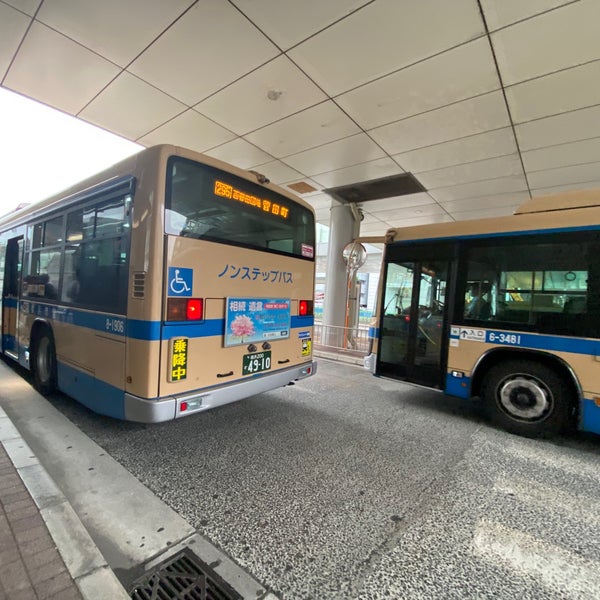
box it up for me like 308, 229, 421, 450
57, 361, 125, 420
391, 223, 600, 245
26, 302, 127, 337
127, 319, 162, 340
450, 328, 600, 357
581, 399, 600, 435
292, 316, 314, 328
2, 334, 16, 350
445, 372, 471, 399
16, 301, 314, 341
162, 319, 224, 339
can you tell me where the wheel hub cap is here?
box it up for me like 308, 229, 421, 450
499, 377, 551, 421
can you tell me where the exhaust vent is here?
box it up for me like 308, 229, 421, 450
326, 172, 425, 203
132, 272, 146, 299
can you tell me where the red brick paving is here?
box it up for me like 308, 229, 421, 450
0, 444, 82, 600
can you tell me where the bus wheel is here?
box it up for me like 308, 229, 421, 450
32, 329, 57, 396
481, 360, 573, 438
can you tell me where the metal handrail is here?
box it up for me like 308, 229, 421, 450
313, 322, 370, 354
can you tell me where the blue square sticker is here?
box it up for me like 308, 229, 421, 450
168, 267, 193, 297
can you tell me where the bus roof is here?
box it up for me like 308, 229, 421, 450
514, 187, 600, 214
0, 144, 313, 231
357, 186, 600, 246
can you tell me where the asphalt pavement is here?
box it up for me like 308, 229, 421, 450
1, 356, 600, 599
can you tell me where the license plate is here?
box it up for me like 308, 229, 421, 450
242, 351, 271, 375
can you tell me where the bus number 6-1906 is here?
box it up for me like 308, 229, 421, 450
105, 318, 125, 334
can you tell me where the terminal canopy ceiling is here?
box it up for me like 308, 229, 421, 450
2, 0, 600, 236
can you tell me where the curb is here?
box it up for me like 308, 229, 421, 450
313, 348, 366, 366
0, 406, 129, 600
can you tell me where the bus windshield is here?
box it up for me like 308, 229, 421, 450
166, 157, 315, 259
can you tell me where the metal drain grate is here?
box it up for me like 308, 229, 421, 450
129, 548, 243, 600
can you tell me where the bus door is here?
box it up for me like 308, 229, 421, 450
1, 237, 23, 359
377, 250, 452, 388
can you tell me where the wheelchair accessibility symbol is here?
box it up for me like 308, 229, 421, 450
168, 267, 193, 297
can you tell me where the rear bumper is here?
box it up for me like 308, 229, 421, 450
124, 361, 317, 423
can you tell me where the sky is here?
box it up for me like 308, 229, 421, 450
0, 87, 142, 218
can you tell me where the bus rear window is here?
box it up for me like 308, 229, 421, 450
165, 157, 315, 259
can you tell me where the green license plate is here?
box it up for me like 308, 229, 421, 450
242, 351, 271, 375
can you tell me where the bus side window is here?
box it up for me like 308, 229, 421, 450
463, 235, 599, 335
464, 281, 492, 320
24, 249, 61, 299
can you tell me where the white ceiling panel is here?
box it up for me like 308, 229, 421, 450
361, 212, 388, 225
195, 56, 327, 135
364, 202, 446, 222
492, 0, 600, 86
516, 104, 600, 151
527, 161, 600, 190
129, 0, 279, 105
80, 72, 186, 140
303, 193, 333, 211
507, 60, 600, 124
361, 193, 437, 213
252, 160, 303, 185
358, 222, 389, 236
310, 158, 403, 189
336, 38, 499, 130
393, 128, 517, 173
439, 191, 530, 213
244, 101, 360, 157
283, 133, 385, 176
418, 154, 524, 189
380, 213, 455, 228
531, 179, 600, 196
430, 175, 528, 202
370, 91, 510, 155
203, 138, 273, 169
4, 22, 120, 114
448, 204, 520, 220
480, 0, 573, 31
2, 0, 41, 16
0, 3, 30, 79
230, 0, 371, 51
288, 0, 485, 97
522, 137, 600, 172
4, 0, 600, 232
137, 109, 236, 153
36, 0, 195, 67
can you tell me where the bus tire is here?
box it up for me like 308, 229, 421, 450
31, 329, 57, 396
481, 360, 573, 438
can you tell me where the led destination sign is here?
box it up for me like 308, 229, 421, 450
214, 180, 290, 220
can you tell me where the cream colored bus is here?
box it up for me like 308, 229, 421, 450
364, 189, 600, 437
0, 145, 316, 422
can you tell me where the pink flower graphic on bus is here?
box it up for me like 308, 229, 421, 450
230, 314, 255, 341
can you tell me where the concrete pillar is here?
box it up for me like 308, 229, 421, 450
322, 200, 360, 337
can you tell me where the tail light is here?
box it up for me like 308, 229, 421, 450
167, 298, 203, 321
299, 300, 313, 316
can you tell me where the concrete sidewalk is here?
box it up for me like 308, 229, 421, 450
0, 405, 129, 600
0, 359, 279, 600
